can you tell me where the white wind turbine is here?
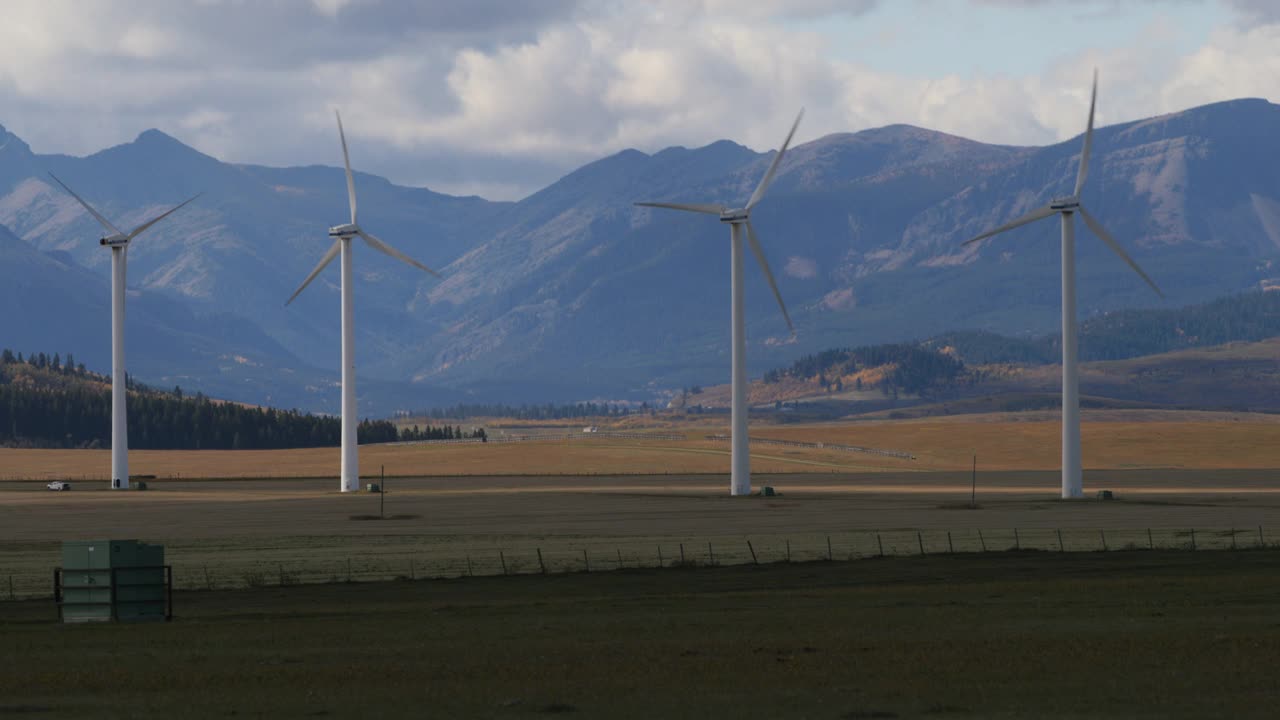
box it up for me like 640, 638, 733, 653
287, 110, 440, 493
961, 72, 1162, 499
48, 174, 199, 490
636, 111, 802, 497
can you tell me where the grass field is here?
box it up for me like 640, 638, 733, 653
3, 411, 1280, 481
3, 550, 1279, 719
2, 412, 1278, 716
3, 468, 1279, 599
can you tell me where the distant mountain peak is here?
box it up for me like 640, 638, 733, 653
0, 124, 33, 156
130, 128, 214, 161
135, 128, 182, 145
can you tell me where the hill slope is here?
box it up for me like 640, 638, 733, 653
3, 99, 1280, 407
678, 292, 1280, 417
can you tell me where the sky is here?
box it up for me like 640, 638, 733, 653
0, 0, 1277, 200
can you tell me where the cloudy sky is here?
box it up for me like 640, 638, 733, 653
0, 0, 1276, 200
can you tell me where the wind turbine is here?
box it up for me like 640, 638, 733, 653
961, 72, 1162, 499
286, 110, 440, 493
48, 174, 199, 490
636, 110, 802, 497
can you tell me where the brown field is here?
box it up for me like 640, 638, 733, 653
4, 411, 1280, 481
2, 410, 1277, 600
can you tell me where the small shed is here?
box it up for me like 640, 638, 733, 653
57, 540, 171, 623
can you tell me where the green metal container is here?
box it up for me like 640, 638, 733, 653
60, 540, 168, 623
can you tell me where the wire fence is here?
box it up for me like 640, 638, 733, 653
1, 526, 1270, 601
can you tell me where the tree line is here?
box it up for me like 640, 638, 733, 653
0, 349, 480, 449
764, 343, 965, 396
932, 291, 1280, 365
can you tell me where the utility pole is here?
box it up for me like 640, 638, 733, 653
970, 452, 977, 508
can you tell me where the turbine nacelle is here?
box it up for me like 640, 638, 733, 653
1049, 196, 1081, 211
99, 236, 130, 247
328, 223, 359, 238
719, 209, 750, 223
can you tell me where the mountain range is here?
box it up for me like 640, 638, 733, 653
2, 97, 1279, 413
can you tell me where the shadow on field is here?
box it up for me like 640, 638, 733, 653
3, 549, 1280, 719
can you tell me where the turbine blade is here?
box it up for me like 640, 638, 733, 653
336, 109, 357, 226
286, 239, 342, 306
1074, 69, 1098, 197
125, 193, 202, 240
745, 221, 795, 335
746, 108, 804, 211
358, 230, 440, 277
47, 173, 123, 236
634, 201, 725, 215
1078, 205, 1163, 298
962, 205, 1058, 246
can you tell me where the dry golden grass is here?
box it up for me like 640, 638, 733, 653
0, 437, 915, 481
757, 415, 1280, 471
3, 411, 1279, 481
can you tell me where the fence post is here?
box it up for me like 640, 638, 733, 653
658, 546, 664, 567
680, 543, 686, 565
537, 548, 547, 574
1057, 530, 1064, 552
877, 533, 884, 557
786, 539, 791, 563
500, 551, 508, 576
204, 565, 212, 591
947, 532, 954, 554
978, 530, 986, 553
1260, 525, 1266, 548
278, 563, 285, 586
347, 557, 352, 583
1190, 529, 1196, 551
747, 540, 758, 565
1100, 530, 1107, 552
7, 575, 13, 601
411, 559, 417, 580
1231, 528, 1237, 550
917, 532, 925, 556
465, 556, 473, 577
583, 549, 590, 572
708, 542, 715, 566
1148, 528, 1154, 550
827, 536, 833, 562
1014, 528, 1020, 551
617, 549, 623, 569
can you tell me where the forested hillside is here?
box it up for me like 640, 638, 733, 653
765, 344, 965, 397
0, 350, 470, 449
765, 291, 1280, 395
931, 292, 1280, 365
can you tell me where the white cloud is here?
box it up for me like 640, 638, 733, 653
0, 0, 1276, 200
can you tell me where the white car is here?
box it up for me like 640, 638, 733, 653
46, 481, 71, 491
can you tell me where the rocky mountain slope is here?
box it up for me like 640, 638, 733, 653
2, 98, 1278, 410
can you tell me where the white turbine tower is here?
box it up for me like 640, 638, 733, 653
636, 111, 802, 497
48, 174, 199, 490
287, 111, 440, 493
961, 72, 1162, 499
